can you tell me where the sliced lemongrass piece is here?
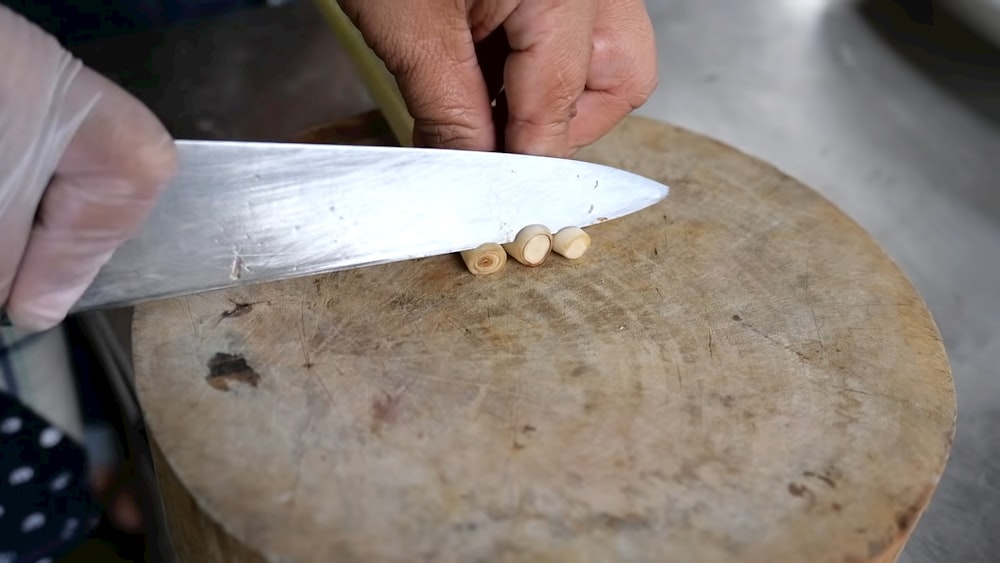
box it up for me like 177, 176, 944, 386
552, 227, 591, 260
460, 243, 507, 275
503, 225, 553, 267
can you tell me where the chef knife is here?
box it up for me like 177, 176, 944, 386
4, 139, 669, 320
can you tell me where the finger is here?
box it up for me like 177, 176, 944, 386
586, 0, 658, 94
502, 0, 598, 157
567, 91, 637, 153
0, 7, 84, 310
340, 1, 496, 151
6, 66, 176, 332
567, 0, 658, 151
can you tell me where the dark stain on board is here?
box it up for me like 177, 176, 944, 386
221, 301, 254, 319
371, 390, 402, 435
788, 482, 811, 498
206, 352, 261, 391
589, 512, 650, 532
219, 299, 270, 321
896, 502, 922, 532
804, 470, 837, 488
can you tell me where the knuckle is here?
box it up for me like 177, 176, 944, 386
549, 88, 583, 121
468, 0, 518, 40
628, 71, 658, 108
508, 127, 572, 157
123, 129, 178, 198
592, 37, 658, 109
591, 34, 617, 63
536, 68, 586, 119
85, 75, 179, 199
590, 0, 658, 108
511, 99, 578, 130
414, 118, 488, 150
100, 129, 177, 206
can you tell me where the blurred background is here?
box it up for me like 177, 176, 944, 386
3, 0, 997, 561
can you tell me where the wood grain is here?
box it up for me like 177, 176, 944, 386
133, 113, 956, 563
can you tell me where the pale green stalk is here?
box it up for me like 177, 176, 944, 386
312, 0, 414, 146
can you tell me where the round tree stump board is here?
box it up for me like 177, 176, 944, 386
132, 112, 956, 563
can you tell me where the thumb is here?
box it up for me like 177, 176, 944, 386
339, 1, 496, 151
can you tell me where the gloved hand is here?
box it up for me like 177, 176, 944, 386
338, 0, 658, 157
0, 7, 178, 333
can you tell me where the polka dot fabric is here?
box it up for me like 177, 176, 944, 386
0, 391, 100, 562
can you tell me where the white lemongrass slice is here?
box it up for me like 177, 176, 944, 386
503, 225, 553, 267
552, 227, 591, 260
460, 243, 507, 275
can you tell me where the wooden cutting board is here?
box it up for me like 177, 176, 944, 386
131, 112, 956, 563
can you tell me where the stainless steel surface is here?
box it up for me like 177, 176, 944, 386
74, 140, 667, 312
67, 0, 998, 560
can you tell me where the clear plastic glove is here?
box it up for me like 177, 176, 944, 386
0, 7, 178, 333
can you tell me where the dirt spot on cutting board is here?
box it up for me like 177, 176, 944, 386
371, 390, 404, 435
788, 482, 813, 498
895, 485, 936, 532
205, 353, 261, 391
220, 301, 255, 319
804, 470, 838, 488
895, 503, 921, 532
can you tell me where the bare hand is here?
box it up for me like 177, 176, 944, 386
339, 0, 658, 157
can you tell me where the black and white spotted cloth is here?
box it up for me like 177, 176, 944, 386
0, 391, 100, 563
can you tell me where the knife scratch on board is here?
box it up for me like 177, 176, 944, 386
230, 248, 251, 280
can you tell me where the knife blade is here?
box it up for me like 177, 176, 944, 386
41, 140, 665, 313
